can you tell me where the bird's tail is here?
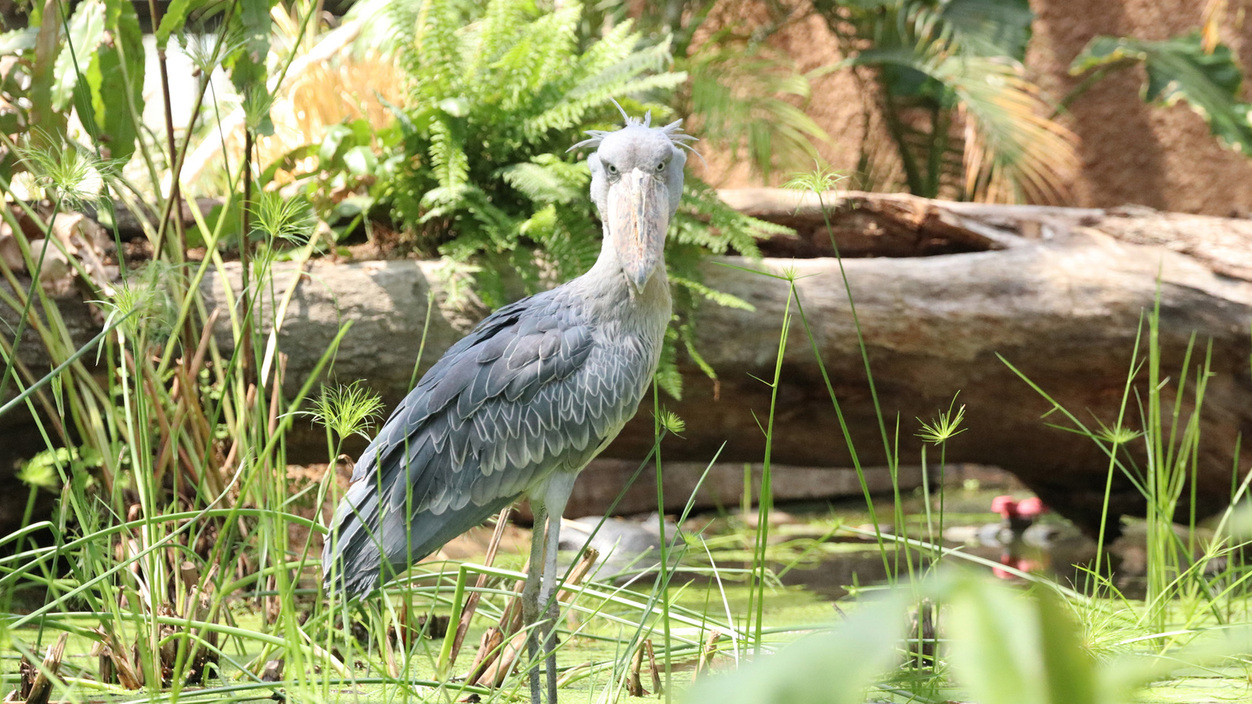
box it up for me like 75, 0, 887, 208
322, 467, 517, 600
321, 480, 388, 600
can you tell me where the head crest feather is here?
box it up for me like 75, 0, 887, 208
567, 100, 699, 154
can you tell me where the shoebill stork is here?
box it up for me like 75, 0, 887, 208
322, 111, 691, 702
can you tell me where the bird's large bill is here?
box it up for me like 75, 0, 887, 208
608, 168, 670, 293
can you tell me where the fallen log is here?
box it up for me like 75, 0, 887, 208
3, 190, 1251, 535
562, 461, 924, 518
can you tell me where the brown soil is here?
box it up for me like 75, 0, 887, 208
694, 0, 1252, 215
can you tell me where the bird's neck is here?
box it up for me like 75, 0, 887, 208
572, 237, 671, 322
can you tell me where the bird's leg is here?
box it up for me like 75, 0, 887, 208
539, 513, 564, 703
537, 474, 574, 704
524, 501, 547, 704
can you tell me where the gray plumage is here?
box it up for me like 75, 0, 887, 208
322, 113, 690, 606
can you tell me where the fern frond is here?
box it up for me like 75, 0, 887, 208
499, 162, 582, 203
469, 0, 532, 80
418, 185, 468, 221
578, 19, 638, 75
655, 327, 685, 401
406, 0, 464, 100
678, 320, 718, 383
522, 31, 670, 138
670, 274, 755, 312
530, 154, 591, 188
458, 186, 518, 250
427, 113, 469, 190
674, 180, 786, 257
524, 203, 598, 281
573, 37, 674, 99
383, 0, 771, 398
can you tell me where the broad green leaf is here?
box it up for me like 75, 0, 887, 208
155, 0, 197, 49
319, 124, 355, 166
946, 577, 1109, 704
260, 143, 319, 185
947, 577, 1048, 704
347, 117, 374, 146
1036, 590, 1100, 704
229, 0, 273, 123
28, 9, 66, 145
685, 591, 905, 704
88, 0, 145, 164
0, 27, 38, 54
342, 146, 377, 177
1071, 33, 1252, 154
51, 0, 106, 111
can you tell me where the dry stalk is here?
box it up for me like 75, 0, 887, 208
693, 629, 720, 681
557, 546, 599, 603
260, 659, 285, 682
644, 639, 661, 695
554, 661, 590, 689
468, 541, 599, 689
265, 353, 286, 437
446, 507, 512, 672
465, 627, 504, 686
469, 573, 526, 687
626, 639, 647, 697
393, 605, 449, 647
93, 627, 143, 689
10, 633, 68, 704
180, 562, 221, 684
473, 629, 529, 688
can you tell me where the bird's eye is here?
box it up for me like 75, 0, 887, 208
607, 164, 618, 175
656, 162, 666, 172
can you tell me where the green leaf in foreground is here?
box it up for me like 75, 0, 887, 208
946, 576, 1093, 704
944, 573, 1252, 704
80, 0, 146, 166
686, 590, 905, 704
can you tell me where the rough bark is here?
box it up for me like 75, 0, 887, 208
4, 191, 1252, 533
564, 461, 925, 518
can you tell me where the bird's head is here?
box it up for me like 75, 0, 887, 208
572, 109, 692, 294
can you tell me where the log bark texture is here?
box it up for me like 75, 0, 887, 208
4, 191, 1252, 533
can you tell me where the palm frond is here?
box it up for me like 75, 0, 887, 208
684, 37, 830, 181
818, 0, 1073, 202
950, 59, 1077, 203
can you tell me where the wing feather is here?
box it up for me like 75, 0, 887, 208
324, 291, 651, 598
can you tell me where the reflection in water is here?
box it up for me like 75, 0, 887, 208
775, 544, 1072, 601
775, 522, 1206, 603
